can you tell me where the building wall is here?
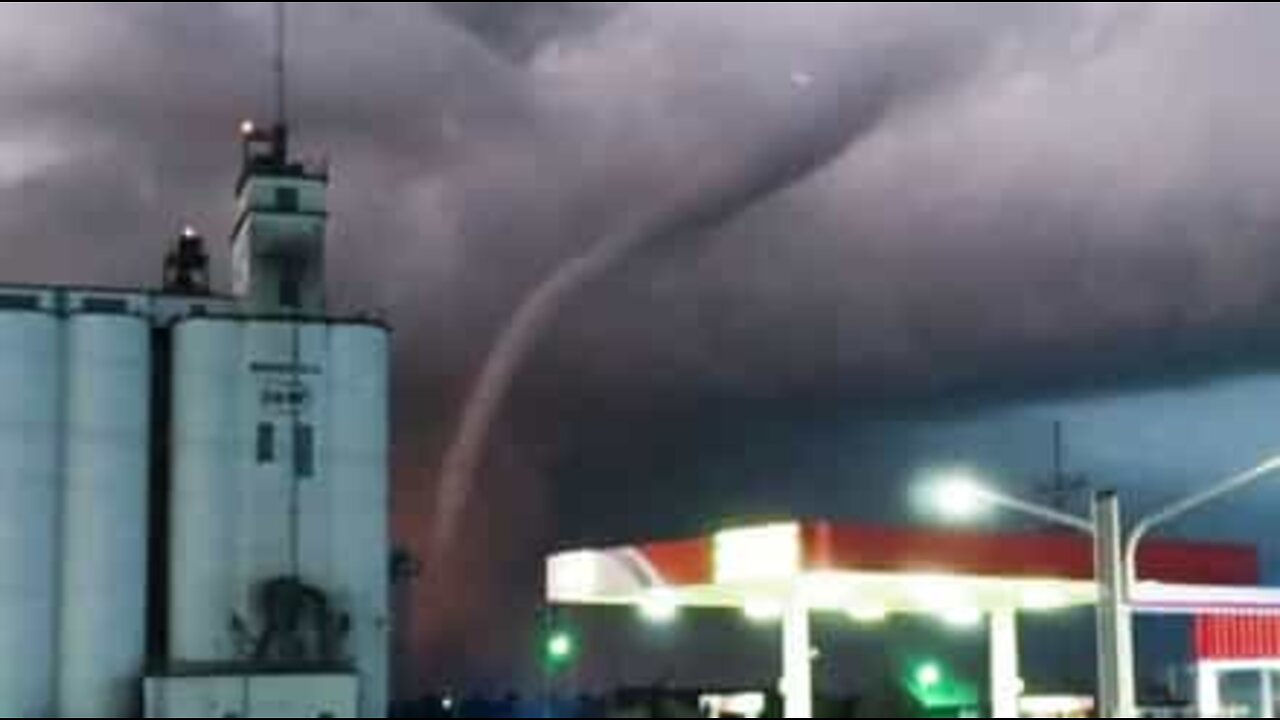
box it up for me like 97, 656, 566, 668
231, 173, 329, 313
0, 302, 391, 718
0, 285, 235, 325
167, 318, 241, 664
0, 310, 63, 718
328, 324, 392, 718
0, 308, 156, 718
57, 314, 152, 718
168, 317, 390, 717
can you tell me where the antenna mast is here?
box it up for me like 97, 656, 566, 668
274, 1, 289, 129
1037, 420, 1090, 512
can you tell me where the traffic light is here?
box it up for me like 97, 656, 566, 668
540, 606, 578, 673
546, 630, 575, 665
914, 661, 943, 690
904, 658, 981, 712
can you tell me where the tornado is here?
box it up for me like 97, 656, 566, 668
429, 49, 917, 560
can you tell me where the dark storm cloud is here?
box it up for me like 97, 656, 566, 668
532, 3, 1280, 405
5, 0, 1280, 685
432, 1, 626, 63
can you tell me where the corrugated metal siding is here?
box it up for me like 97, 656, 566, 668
1196, 615, 1280, 661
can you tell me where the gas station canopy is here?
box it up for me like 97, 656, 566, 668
547, 522, 1271, 718
547, 522, 1260, 620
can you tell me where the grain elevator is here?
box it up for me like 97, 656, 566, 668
0, 122, 391, 718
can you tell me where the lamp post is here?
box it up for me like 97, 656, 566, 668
1124, 456, 1280, 592
1121, 456, 1280, 720
934, 456, 1280, 719
1094, 491, 1137, 720
934, 476, 1134, 718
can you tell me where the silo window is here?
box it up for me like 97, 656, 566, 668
276, 186, 300, 212
82, 297, 129, 314
256, 422, 276, 464
294, 423, 316, 479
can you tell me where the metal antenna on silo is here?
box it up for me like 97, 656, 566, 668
274, 1, 289, 130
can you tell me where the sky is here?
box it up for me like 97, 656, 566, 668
5, 1, 1280, 691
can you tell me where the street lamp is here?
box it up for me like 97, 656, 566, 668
927, 474, 1135, 718
639, 590, 681, 625
930, 456, 1280, 719
1118, 455, 1280, 718
1124, 455, 1280, 592
935, 472, 1094, 534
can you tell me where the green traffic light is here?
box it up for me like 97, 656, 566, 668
546, 631, 575, 663
905, 658, 981, 711
914, 662, 943, 690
